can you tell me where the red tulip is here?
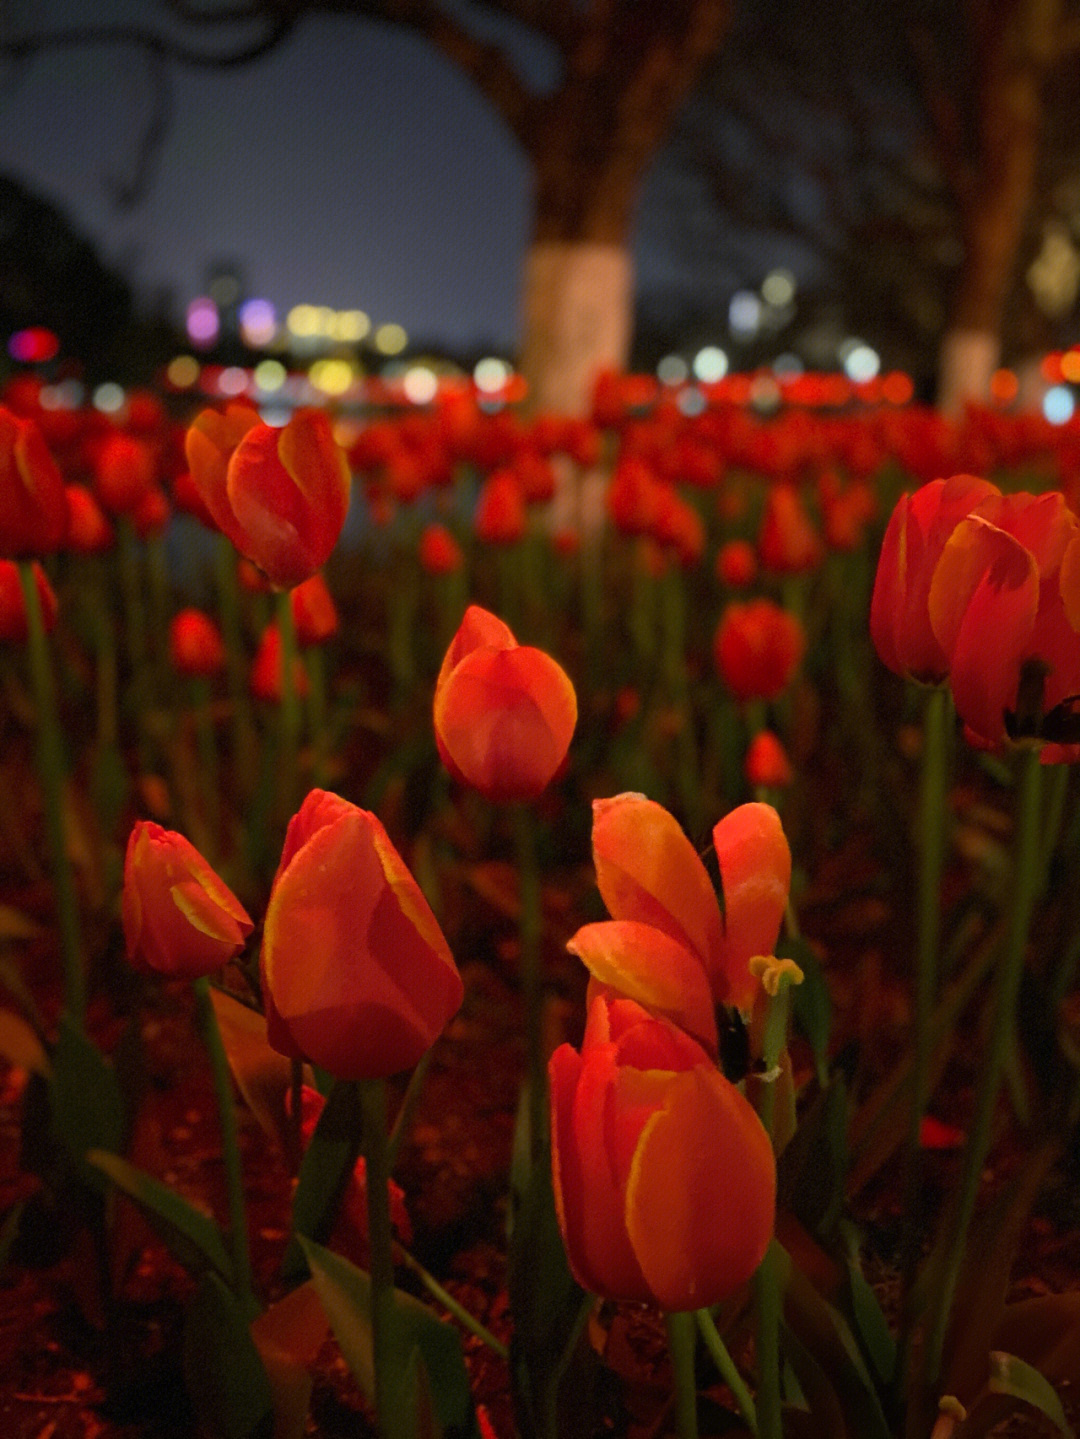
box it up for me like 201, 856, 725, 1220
714, 598, 805, 702
474, 469, 527, 545
0, 560, 57, 642
122, 821, 253, 980
260, 789, 464, 1080
715, 538, 757, 589
93, 432, 156, 515
757, 483, 821, 574
187, 406, 349, 587
250, 623, 310, 704
418, 522, 463, 576
169, 608, 226, 678
549, 992, 775, 1310
928, 489, 1080, 750
0, 405, 68, 557
869, 474, 1000, 683
434, 605, 577, 802
745, 730, 793, 789
64, 484, 114, 554
290, 573, 339, 647
586, 793, 791, 1013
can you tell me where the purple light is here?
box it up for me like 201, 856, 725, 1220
186, 297, 220, 348
8, 327, 60, 363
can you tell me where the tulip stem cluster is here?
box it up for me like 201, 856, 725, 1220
665, 1309, 700, 1439
358, 1075, 403, 1439
922, 745, 1044, 1392
193, 976, 254, 1313
695, 1308, 758, 1434
18, 557, 85, 1029
513, 803, 546, 1169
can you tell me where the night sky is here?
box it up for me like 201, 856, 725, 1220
0, 2, 541, 352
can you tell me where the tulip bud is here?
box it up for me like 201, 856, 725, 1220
250, 623, 310, 704
64, 484, 114, 554
714, 599, 804, 702
169, 608, 226, 679
757, 483, 821, 574
0, 406, 69, 557
93, 432, 156, 515
260, 789, 464, 1079
434, 605, 577, 802
715, 538, 757, 589
0, 560, 58, 642
474, 469, 527, 545
418, 522, 463, 576
290, 573, 339, 647
745, 730, 793, 790
122, 821, 253, 979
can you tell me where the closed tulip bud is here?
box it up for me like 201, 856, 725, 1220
64, 484, 114, 554
714, 598, 805, 702
434, 605, 577, 802
0, 405, 69, 557
290, 573, 338, 647
250, 623, 310, 704
418, 522, 463, 576
0, 560, 58, 642
549, 992, 775, 1310
260, 789, 464, 1079
870, 474, 1000, 683
93, 432, 156, 514
130, 485, 171, 539
715, 538, 757, 589
474, 469, 527, 545
169, 608, 225, 678
745, 730, 793, 790
184, 403, 260, 550
122, 821, 253, 980
757, 483, 822, 574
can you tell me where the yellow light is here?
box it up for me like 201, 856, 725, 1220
167, 355, 200, 388
309, 358, 354, 395
254, 359, 287, 392
374, 322, 407, 355
333, 309, 371, 342
1061, 350, 1080, 384
314, 306, 336, 337
287, 304, 319, 337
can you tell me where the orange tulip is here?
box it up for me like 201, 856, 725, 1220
122, 821, 253, 980
433, 605, 577, 802
0, 405, 68, 557
260, 790, 464, 1080
549, 991, 775, 1310
187, 406, 350, 587
418, 522, 463, 576
928, 489, 1080, 751
744, 730, 793, 790
586, 793, 790, 1013
869, 473, 1000, 683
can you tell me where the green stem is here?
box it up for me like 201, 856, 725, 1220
214, 533, 257, 800
923, 745, 1043, 1389
695, 1308, 758, 1434
117, 516, 152, 772
193, 978, 253, 1311
306, 644, 329, 790
191, 678, 221, 858
899, 685, 949, 1321
358, 1077, 401, 1439
387, 1048, 433, 1169
666, 1310, 700, 1439
392, 1242, 508, 1359
513, 803, 545, 1169
542, 1290, 593, 1439
276, 588, 302, 823
18, 561, 85, 1029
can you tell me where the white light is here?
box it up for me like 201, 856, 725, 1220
843, 344, 880, 382
258, 405, 291, 427
761, 269, 796, 307
402, 365, 438, 405
1044, 384, 1075, 424
41, 379, 83, 409
676, 386, 706, 416
92, 382, 125, 413
729, 291, 761, 338
657, 354, 689, 385
693, 346, 728, 382
474, 356, 510, 393
217, 366, 249, 396
773, 353, 804, 377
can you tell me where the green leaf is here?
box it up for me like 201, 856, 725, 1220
987, 1350, 1073, 1436
87, 1149, 234, 1289
0, 1007, 51, 1078
49, 1015, 124, 1163
207, 986, 296, 1158
283, 1079, 363, 1284
183, 1271, 274, 1439
777, 1077, 848, 1244
298, 1235, 478, 1439
844, 1251, 896, 1388
780, 936, 831, 1088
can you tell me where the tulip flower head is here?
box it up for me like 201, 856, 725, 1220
434, 605, 577, 803
250, 622, 310, 704
745, 730, 794, 790
0, 405, 68, 557
549, 992, 775, 1310
260, 790, 464, 1080
870, 473, 1000, 684
169, 608, 226, 679
581, 793, 791, 1015
64, 484, 114, 554
0, 560, 57, 643
418, 522, 463, 576
93, 432, 156, 515
187, 406, 350, 588
714, 598, 805, 703
122, 821, 253, 980
290, 572, 339, 647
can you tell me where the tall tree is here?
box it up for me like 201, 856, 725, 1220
1, 1, 732, 415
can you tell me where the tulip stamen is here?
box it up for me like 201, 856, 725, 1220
748, 953, 804, 997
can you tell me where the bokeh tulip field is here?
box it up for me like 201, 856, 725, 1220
2, 369, 1080, 1439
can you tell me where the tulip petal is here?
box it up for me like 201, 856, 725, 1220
569, 921, 717, 1056
712, 803, 791, 1012
591, 794, 725, 998
434, 605, 516, 694
1060, 530, 1080, 634
625, 1066, 775, 1312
